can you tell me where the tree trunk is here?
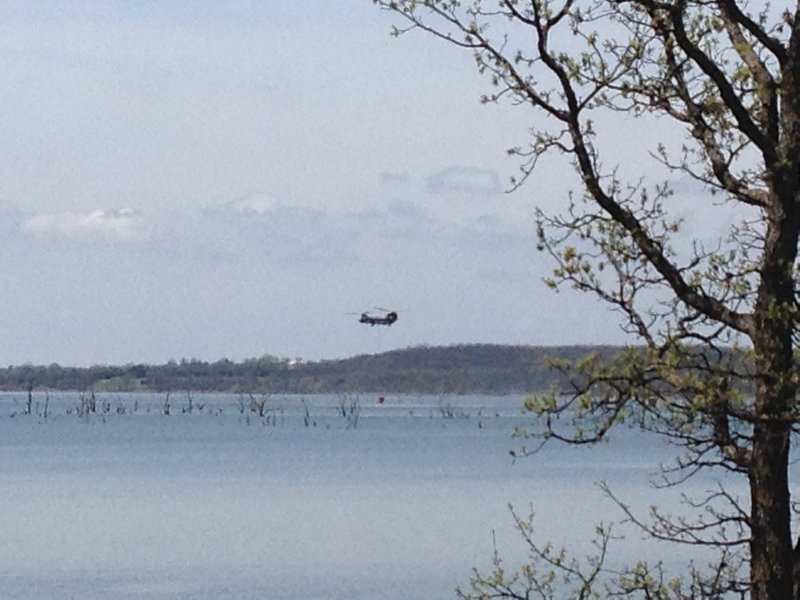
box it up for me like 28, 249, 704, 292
749, 169, 799, 598
749, 419, 793, 600
750, 276, 796, 600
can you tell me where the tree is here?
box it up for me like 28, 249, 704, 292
372, 1, 800, 598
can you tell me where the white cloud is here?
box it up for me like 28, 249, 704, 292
21, 208, 146, 241
227, 193, 280, 215
425, 165, 501, 195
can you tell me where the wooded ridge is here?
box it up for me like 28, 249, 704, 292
0, 344, 624, 394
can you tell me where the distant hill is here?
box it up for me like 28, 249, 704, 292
0, 344, 625, 395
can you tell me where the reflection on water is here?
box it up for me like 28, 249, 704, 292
0, 392, 746, 599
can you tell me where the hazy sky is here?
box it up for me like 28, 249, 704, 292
0, 1, 728, 366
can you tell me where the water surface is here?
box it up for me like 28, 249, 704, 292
0, 392, 739, 598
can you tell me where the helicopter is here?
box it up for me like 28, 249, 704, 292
357, 309, 399, 327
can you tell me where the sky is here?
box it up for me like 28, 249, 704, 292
0, 0, 732, 366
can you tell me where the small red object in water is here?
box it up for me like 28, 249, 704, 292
377, 396, 385, 404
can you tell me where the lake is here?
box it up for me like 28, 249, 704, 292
0, 392, 745, 599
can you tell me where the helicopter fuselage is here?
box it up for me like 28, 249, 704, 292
359, 311, 398, 326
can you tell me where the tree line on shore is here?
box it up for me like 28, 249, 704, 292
0, 344, 622, 394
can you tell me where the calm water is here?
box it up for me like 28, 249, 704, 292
0, 392, 747, 599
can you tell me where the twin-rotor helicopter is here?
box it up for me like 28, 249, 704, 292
351, 307, 400, 327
